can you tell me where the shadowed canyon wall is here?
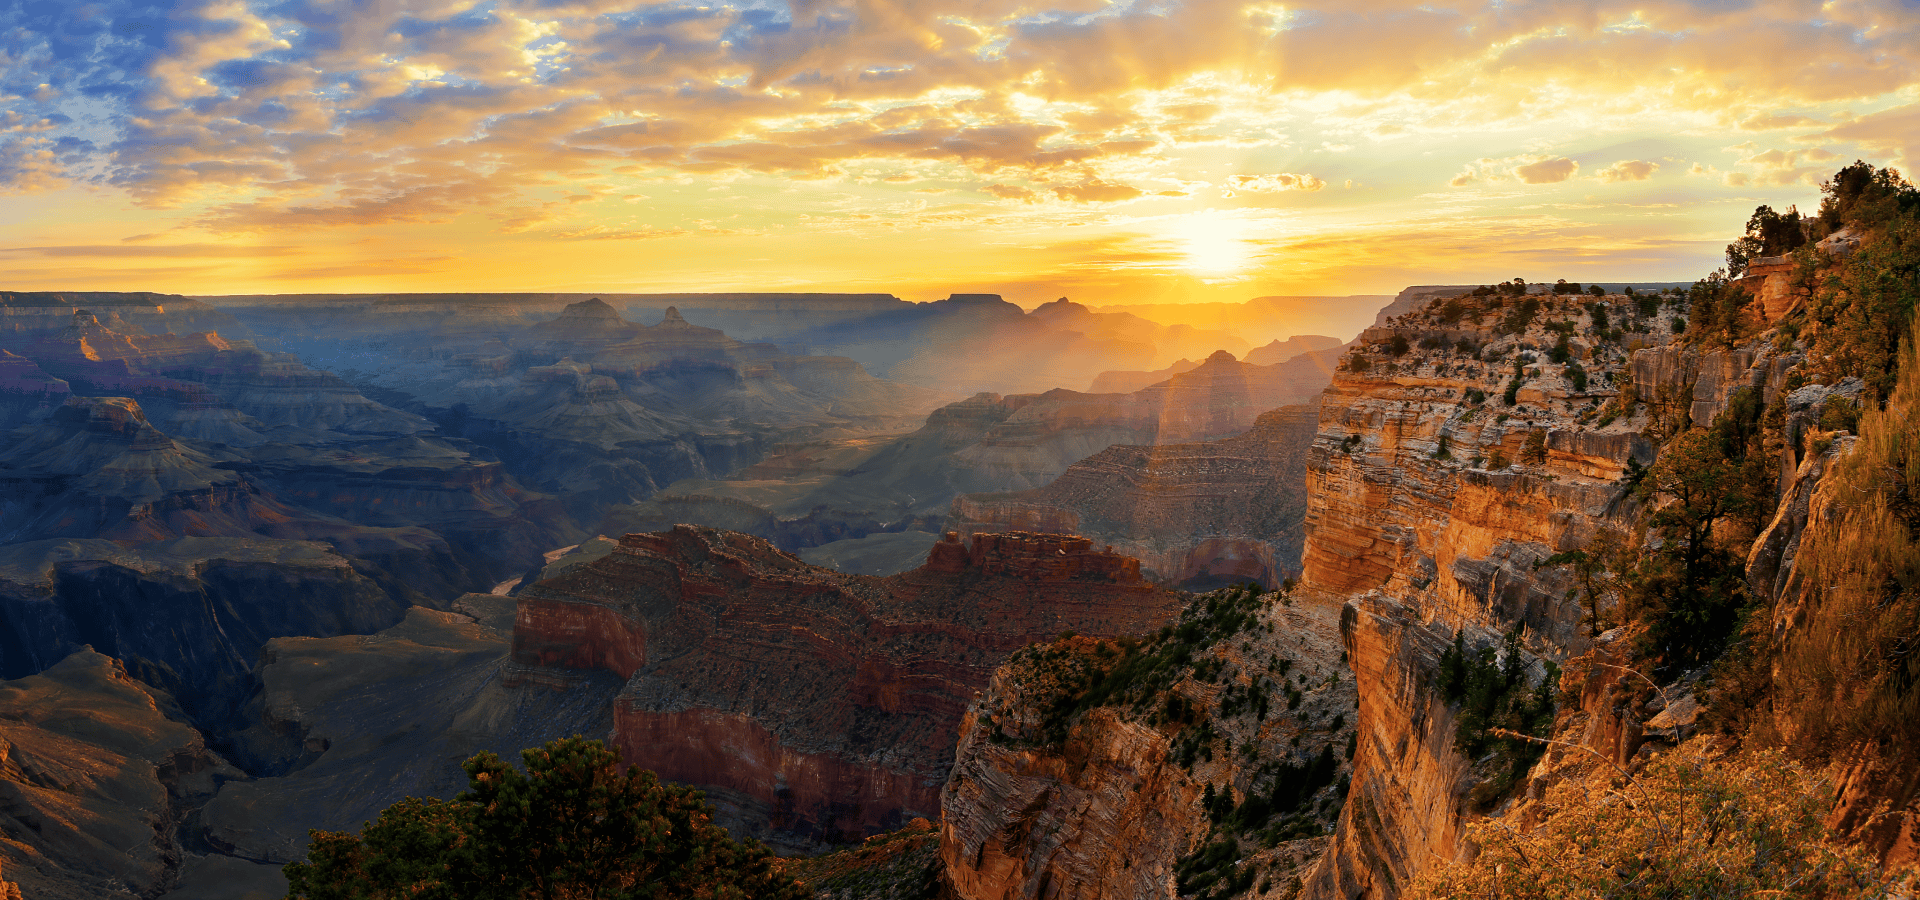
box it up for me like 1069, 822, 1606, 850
511, 527, 1183, 851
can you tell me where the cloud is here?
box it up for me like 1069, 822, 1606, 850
0, 243, 299, 257
0, 138, 66, 194
1817, 102, 1920, 167
548, 227, 692, 241
1514, 157, 1579, 184
984, 183, 1040, 202
1729, 146, 1841, 186
0, 0, 1917, 235
1225, 173, 1326, 193
1596, 160, 1659, 183
1739, 114, 1823, 131
1052, 180, 1144, 203
1452, 154, 1580, 187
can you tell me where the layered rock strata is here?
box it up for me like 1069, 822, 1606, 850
511, 527, 1184, 851
950, 405, 1319, 589
621, 349, 1341, 566
941, 589, 1357, 900
1297, 289, 1796, 898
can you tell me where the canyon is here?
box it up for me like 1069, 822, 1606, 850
932, 265, 1878, 900
511, 527, 1185, 852
7, 271, 1858, 900
948, 404, 1319, 589
0, 286, 1370, 896
612, 346, 1343, 575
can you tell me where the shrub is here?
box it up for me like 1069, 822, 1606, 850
1519, 429, 1547, 465
1500, 297, 1543, 334
284, 737, 805, 900
1388, 334, 1411, 356
1774, 311, 1920, 776
1436, 628, 1556, 803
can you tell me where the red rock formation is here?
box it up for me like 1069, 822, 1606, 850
511, 526, 1183, 848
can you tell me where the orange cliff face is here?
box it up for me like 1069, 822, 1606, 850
508, 526, 1183, 850
1295, 290, 1804, 900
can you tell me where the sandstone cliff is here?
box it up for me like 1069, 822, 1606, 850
941, 585, 1356, 900
1297, 286, 1798, 898
512, 527, 1184, 852
938, 281, 1819, 900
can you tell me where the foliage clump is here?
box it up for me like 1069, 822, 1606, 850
989, 584, 1280, 750
1437, 628, 1557, 806
284, 737, 805, 900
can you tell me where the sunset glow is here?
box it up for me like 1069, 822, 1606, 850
2, 0, 1916, 305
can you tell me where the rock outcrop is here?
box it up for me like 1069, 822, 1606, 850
1294, 288, 1794, 898
941, 587, 1357, 900
511, 527, 1184, 852
950, 405, 1319, 589
0, 649, 239, 900
0, 538, 406, 731
194, 594, 622, 886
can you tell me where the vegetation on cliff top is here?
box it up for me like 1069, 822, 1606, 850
778, 820, 941, 900
1412, 745, 1892, 900
1415, 160, 1920, 894
284, 736, 805, 900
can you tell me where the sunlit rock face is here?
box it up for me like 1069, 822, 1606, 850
0, 649, 239, 900
950, 404, 1320, 590
510, 526, 1183, 852
939, 595, 1356, 900
1295, 290, 1795, 900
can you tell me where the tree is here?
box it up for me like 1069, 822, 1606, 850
1687, 270, 1751, 350
284, 737, 807, 900
1541, 529, 1625, 637
1820, 160, 1920, 229
1726, 204, 1807, 276
1626, 429, 1754, 668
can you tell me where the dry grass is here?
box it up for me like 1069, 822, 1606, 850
1410, 743, 1899, 900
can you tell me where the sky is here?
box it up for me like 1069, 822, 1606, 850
1, 0, 1916, 307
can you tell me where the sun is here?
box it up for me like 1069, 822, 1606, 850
1176, 210, 1257, 278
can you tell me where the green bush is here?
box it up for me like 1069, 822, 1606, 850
284, 737, 805, 900
1437, 628, 1556, 786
